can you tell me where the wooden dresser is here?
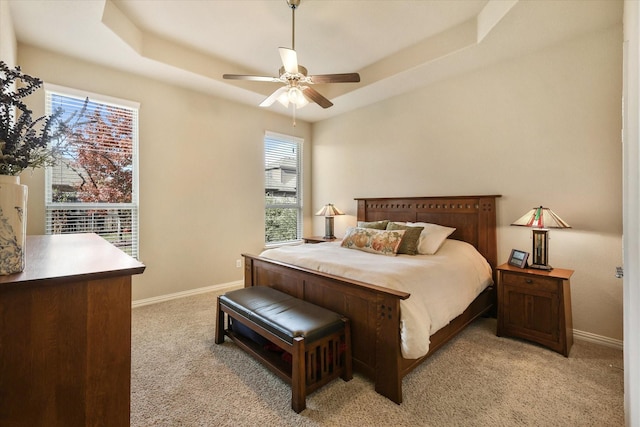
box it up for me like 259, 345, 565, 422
0, 234, 145, 426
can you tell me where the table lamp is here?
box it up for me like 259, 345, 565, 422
511, 206, 571, 270
315, 203, 344, 239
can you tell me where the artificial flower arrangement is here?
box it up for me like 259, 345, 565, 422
0, 61, 64, 176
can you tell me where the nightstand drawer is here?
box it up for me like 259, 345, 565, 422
501, 271, 558, 292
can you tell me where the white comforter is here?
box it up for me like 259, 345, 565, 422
259, 239, 493, 359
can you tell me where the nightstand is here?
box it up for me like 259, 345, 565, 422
303, 236, 339, 244
496, 263, 574, 356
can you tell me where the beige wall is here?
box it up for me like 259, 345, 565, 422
6, 19, 623, 341
311, 26, 624, 341
0, 0, 17, 66
16, 45, 312, 301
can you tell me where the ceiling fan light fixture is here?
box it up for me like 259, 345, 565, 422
277, 86, 308, 109
276, 91, 289, 108
291, 87, 309, 108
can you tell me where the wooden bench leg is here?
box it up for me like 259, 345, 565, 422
214, 297, 225, 344
291, 336, 306, 413
341, 318, 353, 382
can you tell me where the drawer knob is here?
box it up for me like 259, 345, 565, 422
525, 279, 533, 284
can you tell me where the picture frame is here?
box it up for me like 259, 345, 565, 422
508, 249, 529, 268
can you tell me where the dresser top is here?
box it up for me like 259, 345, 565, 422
0, 234, 145, 286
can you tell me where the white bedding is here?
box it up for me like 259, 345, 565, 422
259, 239, 493, 359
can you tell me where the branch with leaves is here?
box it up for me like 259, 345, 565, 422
0, 61, 68, 175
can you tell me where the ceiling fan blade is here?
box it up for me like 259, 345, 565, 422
223, 74, 280, 82
302, 87, 333, 109
279, 47, 299, 74
259, 86, 289, 107
308, 73, 361, 84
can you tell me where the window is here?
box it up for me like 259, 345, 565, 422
264, 131, 303, 245
45, 85, 140, 258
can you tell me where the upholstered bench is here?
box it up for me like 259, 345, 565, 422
215, 286, 352, 413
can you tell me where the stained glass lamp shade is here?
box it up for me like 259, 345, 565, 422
511, 206, 571, 270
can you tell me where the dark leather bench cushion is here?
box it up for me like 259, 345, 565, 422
220, 286, 345, 344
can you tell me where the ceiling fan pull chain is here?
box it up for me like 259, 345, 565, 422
292, 103, 297, 127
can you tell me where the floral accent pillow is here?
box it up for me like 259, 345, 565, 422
341, 227, 405, 256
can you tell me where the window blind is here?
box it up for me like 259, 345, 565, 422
44, 85, 140, 258
264, 131, 303, 245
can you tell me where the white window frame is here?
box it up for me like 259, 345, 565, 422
44, 84, 140, 258
264, 131, 303, 246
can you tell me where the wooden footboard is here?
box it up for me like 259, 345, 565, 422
242, 254, 410, 403
243, 195, 499, 403
243, 253, 494, 403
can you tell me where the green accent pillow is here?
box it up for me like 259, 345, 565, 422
356, 220, 389, 230
341, 227, 405, 256
386, 222, 424, 255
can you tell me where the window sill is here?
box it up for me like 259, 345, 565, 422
263, 239, 303, 250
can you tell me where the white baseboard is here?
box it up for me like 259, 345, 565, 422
574, 329, 623, 350
132, 280, 243, 308
132, 287, 624, 352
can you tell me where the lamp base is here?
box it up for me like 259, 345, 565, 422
323, 217, 335, 240
531, 229, 550, 268
529, 264, 553, 271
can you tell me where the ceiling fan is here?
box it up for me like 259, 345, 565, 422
222, 0, 360, 119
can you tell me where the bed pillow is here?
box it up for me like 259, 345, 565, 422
406, 222, 456, 255
341, 227, 405, 256
386, 222, 424, 255
357, 220, 389, 230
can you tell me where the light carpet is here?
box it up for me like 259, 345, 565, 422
131, 289, 624, 426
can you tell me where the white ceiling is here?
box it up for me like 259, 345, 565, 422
8, 0, 622, 123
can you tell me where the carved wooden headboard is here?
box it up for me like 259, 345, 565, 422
355, 195, 500, 272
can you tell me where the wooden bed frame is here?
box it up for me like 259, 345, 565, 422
242, 195, 500, 404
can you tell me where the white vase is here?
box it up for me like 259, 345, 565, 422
0, 175, 28, 275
